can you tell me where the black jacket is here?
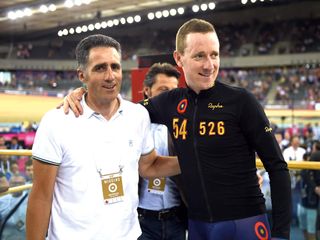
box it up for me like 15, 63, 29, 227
143, 81, 291, 239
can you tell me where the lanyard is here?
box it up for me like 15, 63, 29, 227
93, 138, 125, 176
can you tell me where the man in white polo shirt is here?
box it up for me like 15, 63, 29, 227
26, 34, 180, 240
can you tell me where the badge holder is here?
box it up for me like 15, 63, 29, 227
147, 177, 166, 195
100, 169, 124, 204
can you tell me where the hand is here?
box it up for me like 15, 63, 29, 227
315, 186, 320, 196
56, 101, 63, 109
62, 87, 86, 117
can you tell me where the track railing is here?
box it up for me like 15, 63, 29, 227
1, 149, 320, 196
0, 149, 32, 196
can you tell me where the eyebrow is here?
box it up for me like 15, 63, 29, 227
94, 62, 121, 69
111, 63, 121, 69
94, 63, 107, 69
212, 50, 219, 55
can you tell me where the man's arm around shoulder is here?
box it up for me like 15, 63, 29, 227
139, 150, 180, 178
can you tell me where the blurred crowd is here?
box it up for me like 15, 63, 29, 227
1, 66, 319, 109
3, 17, 318, 61
260, 122, 320, 239
0, 135, 33, 239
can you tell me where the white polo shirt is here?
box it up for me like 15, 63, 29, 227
32, 95, 154, 240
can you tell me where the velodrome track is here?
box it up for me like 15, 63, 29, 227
0, 93, 62, 123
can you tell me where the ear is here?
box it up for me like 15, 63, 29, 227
143, 86, 151, 98
77, 68, 86, 84
173, 51, 183, 68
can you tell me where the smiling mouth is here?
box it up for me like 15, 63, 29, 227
199, 73, 212, 77
102, 84, 116, 90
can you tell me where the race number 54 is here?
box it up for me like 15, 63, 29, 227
173, 118, 187, 140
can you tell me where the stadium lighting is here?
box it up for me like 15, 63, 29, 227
56, 2, 215, 37
58, 30, 63, 36
251, 0, 257, 2
24, 8, 33, 16
169, 8, 177, 16
48, 4, 56, 11
155, 11, 162, 19
64, 0, 74, 8
201, 4, 208, 11
81, 25, 88, 32
134, 15, 141, 22
76, 26, 82, 33
162, 10, 169, 18
101, 21, 107, 28
16, 10, 25, 18
94, 22, 101, 30
74, 0, 82, 6
208, 2, 216, 10
192, 5, 200, 13
88, 24, 94, 31
177, 7, 184, 15
62, 29, 68, 35
241, 0, 248, 4
69, 28, 75, 34
120, 17, 126, 24
113, 19, 119, 25
107, 20, 114, 27
127, 16, 134, 24
7, 11, 16, 20
147, 12, 155, 20
39, 5, 48, 13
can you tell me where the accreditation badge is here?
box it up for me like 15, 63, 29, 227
100, 171, 124, 204
147, 177, 166, 195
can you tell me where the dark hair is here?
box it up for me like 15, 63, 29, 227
303, 152, 311, 161
11, 136, 18, 141
143, 62, 180, 99
10, 160, 18, 165
75, 34, 121, 69
176, 18, 216, 54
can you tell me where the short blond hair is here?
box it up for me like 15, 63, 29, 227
176, 18, 216, 54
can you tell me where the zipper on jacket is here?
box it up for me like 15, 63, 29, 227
192, 97, 213, 221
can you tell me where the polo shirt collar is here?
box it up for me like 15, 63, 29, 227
81, 93, 124, 119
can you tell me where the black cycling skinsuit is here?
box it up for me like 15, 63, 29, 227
142, 81, 291, 239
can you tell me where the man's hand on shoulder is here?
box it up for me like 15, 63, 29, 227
56, 87, 86, 117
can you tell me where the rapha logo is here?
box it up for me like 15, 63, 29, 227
143, 99, 149, 106
265, 126, 272, 133
208, 102, 223, 110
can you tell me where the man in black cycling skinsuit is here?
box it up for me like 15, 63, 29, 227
142, 18, 291, 240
